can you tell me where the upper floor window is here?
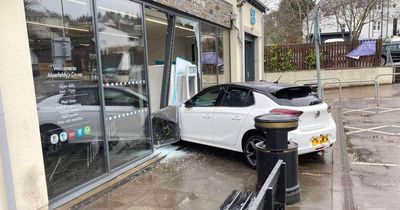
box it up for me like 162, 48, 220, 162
373, 21, 381, 31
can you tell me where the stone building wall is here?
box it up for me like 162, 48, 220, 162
150, 0, 233, 27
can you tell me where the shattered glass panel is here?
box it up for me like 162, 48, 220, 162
152, 105, 181, 146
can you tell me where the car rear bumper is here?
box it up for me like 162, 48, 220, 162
288, 119, 337, 155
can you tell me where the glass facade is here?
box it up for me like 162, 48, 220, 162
201, 24, 218, 88
24, 0, 230, 202
201, 24, 230, 88
217, 28, 231, 84
173, 17, 200, 66
25, 0, 106, 199
96, 0, 152, 170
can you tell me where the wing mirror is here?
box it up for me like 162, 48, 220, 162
184, 99, 194, 108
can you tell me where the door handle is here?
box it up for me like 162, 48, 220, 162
202, 114, 212, 119
232, 116, 241, 120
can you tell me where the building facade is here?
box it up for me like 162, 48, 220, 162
0, 0, 265, 209
304, 0, 400, 42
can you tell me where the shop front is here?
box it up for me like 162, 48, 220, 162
0, 0, 265, 209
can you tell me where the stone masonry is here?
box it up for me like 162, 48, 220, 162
150, 0, 233, 28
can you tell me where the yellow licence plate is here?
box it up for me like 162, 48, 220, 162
311, 135, 329, 147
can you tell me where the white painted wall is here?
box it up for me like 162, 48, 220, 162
263, 67, 393, 87
228, 0, 265, 82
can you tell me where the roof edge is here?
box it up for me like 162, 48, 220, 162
246, 0, 266, 13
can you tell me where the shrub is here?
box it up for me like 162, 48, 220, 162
305, 50, 325, 70
266, 44, 295, 72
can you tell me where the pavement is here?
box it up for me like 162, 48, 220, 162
60, 84, 400, 210
330, 86, 400, 210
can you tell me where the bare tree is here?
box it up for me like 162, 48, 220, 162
285, 0, 317, 42
264, 0, 316, 44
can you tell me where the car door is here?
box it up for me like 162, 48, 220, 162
391, 44, 400, 62
212, 86, 255, 146
73, 87, 102, 143
103, 87, 145, 142
180, 86, 222, 143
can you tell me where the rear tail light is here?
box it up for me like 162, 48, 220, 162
270, 109, 303, 117
327, 105, 332, 113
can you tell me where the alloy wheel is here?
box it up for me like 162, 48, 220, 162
244, 136, 263, 168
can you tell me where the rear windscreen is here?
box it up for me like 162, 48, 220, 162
273, 87, 322, 106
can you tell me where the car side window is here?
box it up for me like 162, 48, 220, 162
192, 86, 221, 107
104, 89, 142, 107
388, 44, 399, 51
220, 87, 254, 107
77, 88, 100, 106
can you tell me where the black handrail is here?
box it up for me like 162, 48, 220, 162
248, 160, 286, 210
219, 160, 286, 210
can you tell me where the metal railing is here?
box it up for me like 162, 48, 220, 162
248, 160, 286, 210
295, 78, 342, 101
297, 71, 400, 106
321, 79, 379, 102
220, 160, 286, 210
375, 72, 400, 106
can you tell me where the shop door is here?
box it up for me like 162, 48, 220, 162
245, 35, 255, 81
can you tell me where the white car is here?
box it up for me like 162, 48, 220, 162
179, 82, 337, 168
37, 86, 149, 154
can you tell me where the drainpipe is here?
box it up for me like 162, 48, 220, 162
239, 3, 245, 82
386, 0, 390, 38
0, 88, 17, 210
261, 13, 266, 81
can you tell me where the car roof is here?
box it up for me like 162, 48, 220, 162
223, 81, 301, 95
384, 42, 400, 46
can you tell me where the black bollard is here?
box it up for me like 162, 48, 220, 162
254, 113, 301, 205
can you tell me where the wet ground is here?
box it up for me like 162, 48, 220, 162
327, 84, 400, 210
64, 84, 400, 210
74, 141, 334, 210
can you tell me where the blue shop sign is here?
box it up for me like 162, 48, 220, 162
250, 7, 256, 25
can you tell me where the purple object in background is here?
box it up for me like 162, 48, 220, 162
346, 40, 376, 59
201, 52, 224, 66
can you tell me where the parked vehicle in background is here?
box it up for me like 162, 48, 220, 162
179, 81, 337, 168
381, 42, 400, 65
323, 38, 345, 43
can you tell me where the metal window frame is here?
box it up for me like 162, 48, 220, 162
160, 14, 176, 108
92, 0, 111, 174
216, 27, 220, 84
142, 5, 155, 151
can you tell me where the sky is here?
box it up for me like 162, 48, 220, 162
262, 0, 280, 13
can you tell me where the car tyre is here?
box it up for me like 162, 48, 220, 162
243, 134, 265, 169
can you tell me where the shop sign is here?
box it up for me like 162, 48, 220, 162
250, 7, 256, 25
